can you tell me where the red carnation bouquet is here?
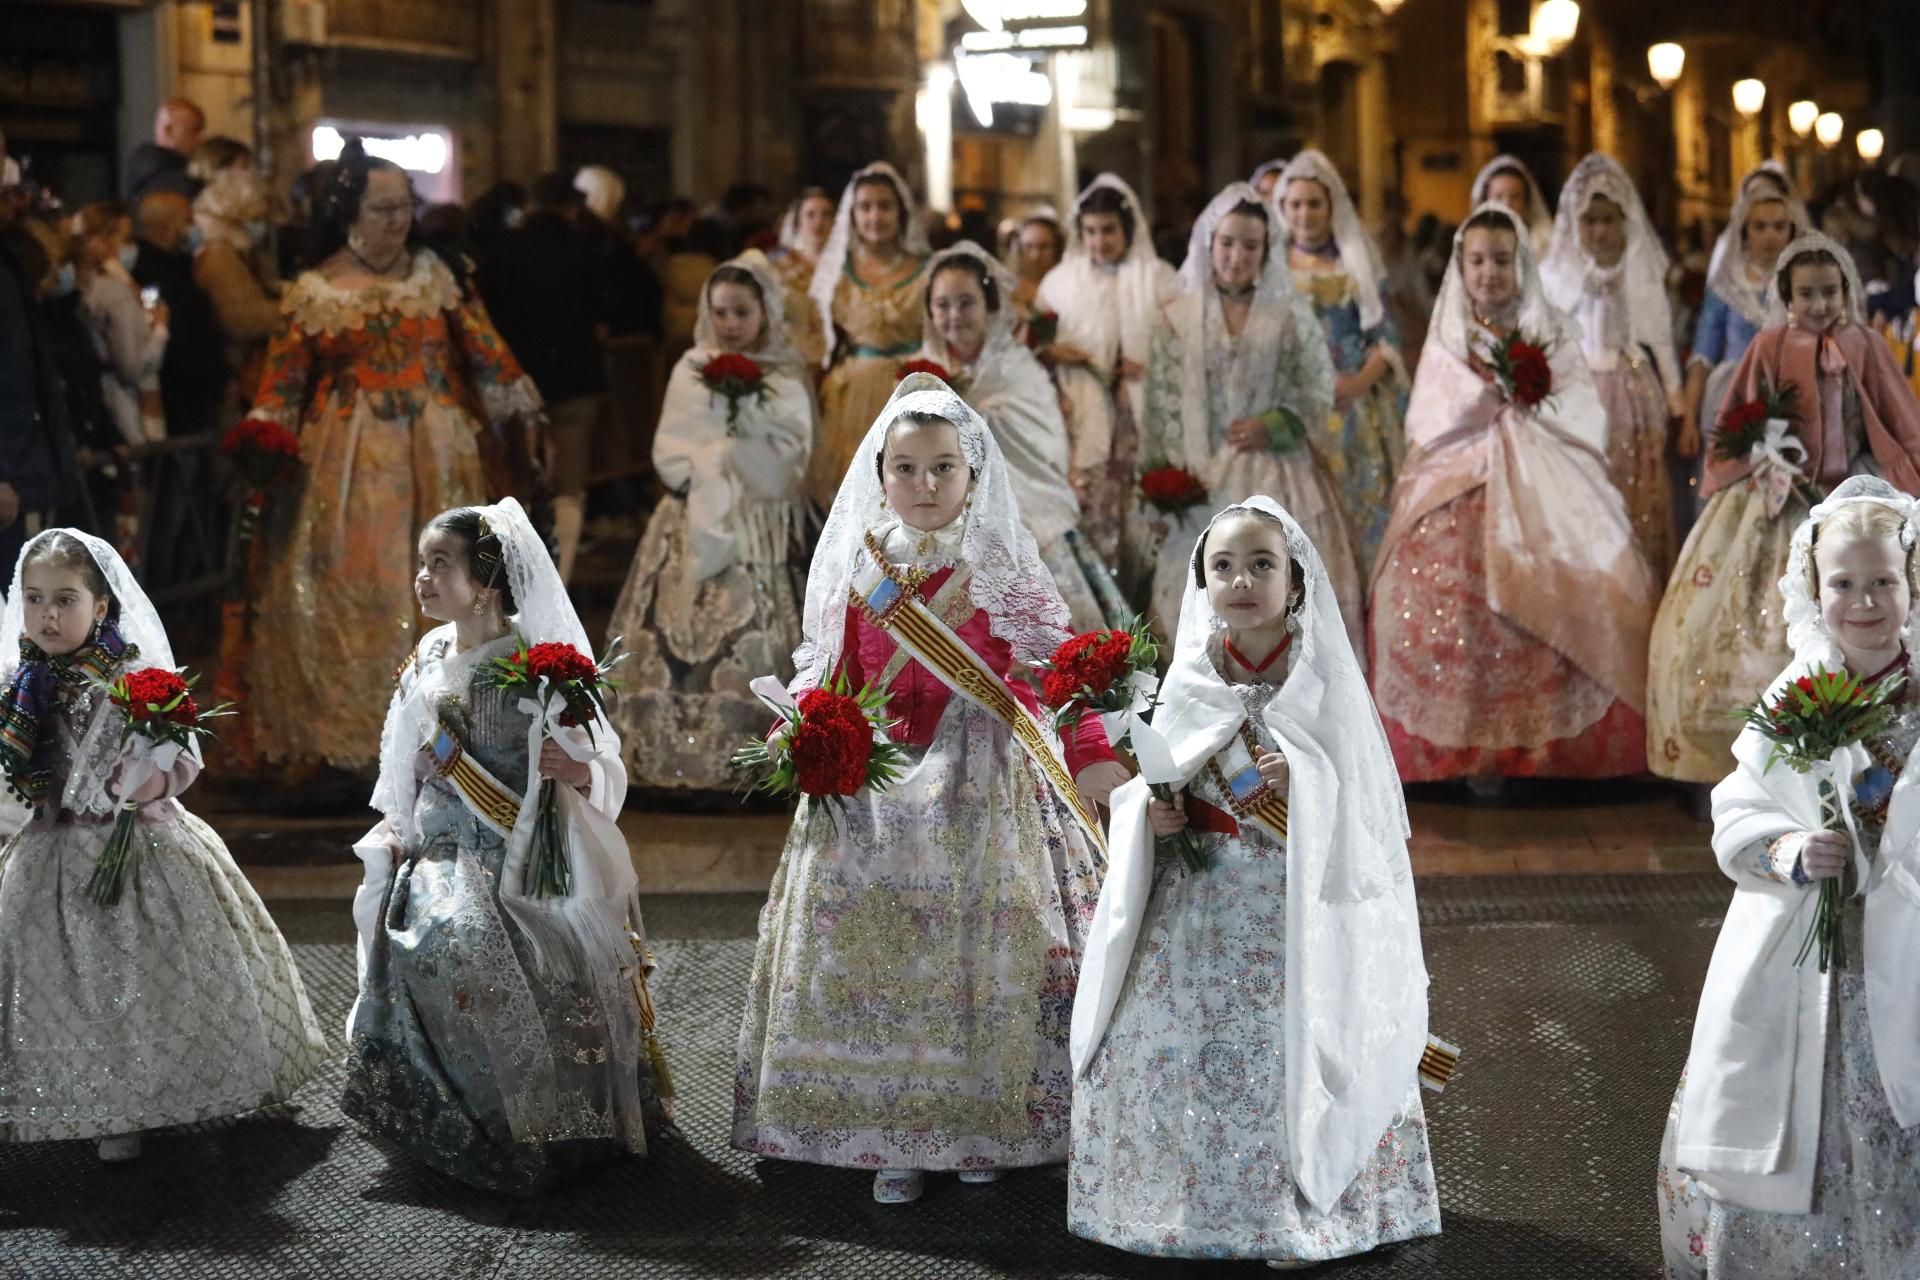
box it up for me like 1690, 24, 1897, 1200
730, 674, 907, 822
1026, 310, 1060, 352
1138, 464, 1210, 518
481, 635, 626, 898
91, 666, 233, 907
696, 353, 770, 435
1737, 665, 1906, 972
1484, 330, 1554, 408
220, 416, 302, 550
1712, 378, 1814, 515
1038, 616, 1203, 871
898, 357, 966, 392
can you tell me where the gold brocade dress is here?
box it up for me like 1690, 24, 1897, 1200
221, 250, 541, 770
803, 258, 927, 510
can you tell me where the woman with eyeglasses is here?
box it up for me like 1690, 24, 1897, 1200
215, 139, 543, 777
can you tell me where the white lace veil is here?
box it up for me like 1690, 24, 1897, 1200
1764, 229, 1868, 329
1429, 203, 1565, 364
693, 249, 801, 370
1275, 149, 1390, 330
808, 162, 931, 368
1706, 179, 1810, 330
1249, 157, 1291, 191
0, 528, 181, 816
1778, 475, 1920, 667
1538, 153, 1681, 392
999, 206, 1062, 274
919, 239, 1021, 370
1064, 173, 1156, 268
789, 372, 1069, 693
778, 186, 831, 257
1706, 163, 1797, 283
1470, 154, 1554, 249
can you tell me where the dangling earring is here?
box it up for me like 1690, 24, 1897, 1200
472, 591, 491, 616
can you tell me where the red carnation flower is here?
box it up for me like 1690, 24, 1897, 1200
1138, 465, 1210, 516
1040, 629, 1136, 710
1796, 676, 1818, 695
898, 358, 953, 383
523, 641, 599, 684
701, 353, 764, 384
116, 668, 194, 723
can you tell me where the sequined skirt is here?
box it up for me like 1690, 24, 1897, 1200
731, 699, 1104, 1171
0, 807, 327, 1142
1595, 361, 1677, 581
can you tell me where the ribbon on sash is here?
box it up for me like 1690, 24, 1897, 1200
850, 537, 1108, 856
426, 717, 523, 838
1203, 725, 1291, 846
1747, 417, 1810, 519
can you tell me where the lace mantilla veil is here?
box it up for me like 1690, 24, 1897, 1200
918, 239, 1022, 373
1763, 229, 1869, 330
0, 529, 183, 816
1778, 476, 1920, 668
1706, 178, 1811, 330
692, 249, 802, 370
1428, 203, 1568, 364
788, 372, 1069, 695
807, 162, 931, 369
1538, 153, 1682, 394
1469, 154, 1555, 252
1274, 149, 1391, 330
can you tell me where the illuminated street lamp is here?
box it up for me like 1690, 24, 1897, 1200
1373, 0, 1404, 12
1815, 112, 1844, 149
1731, 79, 1766, 118
1788, 100, 1819, 138
1646, 43, 1684, 91
1531, 0, 1580, 54
1858, 129, 1885, 163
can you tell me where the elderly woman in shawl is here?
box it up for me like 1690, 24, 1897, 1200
1540, 154, 1686, 576
1276, 150, 1411, 568
1648, 231, 1920, 784
1035, 175, 1178, 591
1069, 497, 1440, 1267
1369, 205, 1656, 782
908, 241, 1128, 632
607, 251, 813, 791
1657, 477, 1920, 1279
1140, 182, 1357, 653
803, 163, 930, 510
733, 374, 1126, 1207
1469, 154, 1554, 259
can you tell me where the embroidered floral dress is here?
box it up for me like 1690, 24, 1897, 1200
0, 631, 326, 1143
343, 628, 661, 1195
732, 525, 1114, 1172
1290, 247, 1409, 570
1656, 683, 1920, 1279
219, 249, 540, 770
1069, 660, 1441, 1263
803, 261, 927, 510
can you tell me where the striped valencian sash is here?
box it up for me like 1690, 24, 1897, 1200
1203, 722, 1290, 845
850, 535, 1107, 856
426, 718, 522, 838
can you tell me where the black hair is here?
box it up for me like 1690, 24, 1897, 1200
426, 508, 518, 615
1218, 199, 1273, 266
681, 217, 734, 261
1777, 247, 1847, 310
1076, 186, 1136, 248
1192, 510, 1305, 615
707, 264, 766, 305
528, 170, 585, 214
1485, 164, 1533, 194
304, 139, 467, 289
1461, 207, 1521, 241
874, 411, 979, 482
926, 255, 1001, 314
23, 532, 118, 623
851, 173, 904, 209
1019, 213, 1064, 255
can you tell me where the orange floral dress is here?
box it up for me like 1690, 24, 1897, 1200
218, 250, 540, 770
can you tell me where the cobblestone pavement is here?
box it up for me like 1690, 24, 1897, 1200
0, 875, 1729, 1279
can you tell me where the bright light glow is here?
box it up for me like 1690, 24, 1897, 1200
919, 66, 954, 213
1374, 0, 1404, 12
1858, 128, 1885, 162
1063, 105, 1116, 132
1815, 111, 1844, 148
1788, 100, 1819, 138
1646, 43, 1684, 90
961, 0, 1001, 30
1732, 79, 1766, 118
960, 24, 1087, 50
960, 0, 1086, 27
1531, 0, 1580, 52
954, 51, 1053, 127
311, 124, 449, 175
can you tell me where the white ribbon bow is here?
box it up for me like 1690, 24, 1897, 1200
1747, 416, 1809, 519
112, 736, 185, 805
1096, 669, 1180, 785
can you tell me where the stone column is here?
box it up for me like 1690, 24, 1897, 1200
493, 0, 557, 182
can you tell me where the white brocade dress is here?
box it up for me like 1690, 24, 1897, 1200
0, 663, 327, 1142
1069, 673, 1441, 1263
